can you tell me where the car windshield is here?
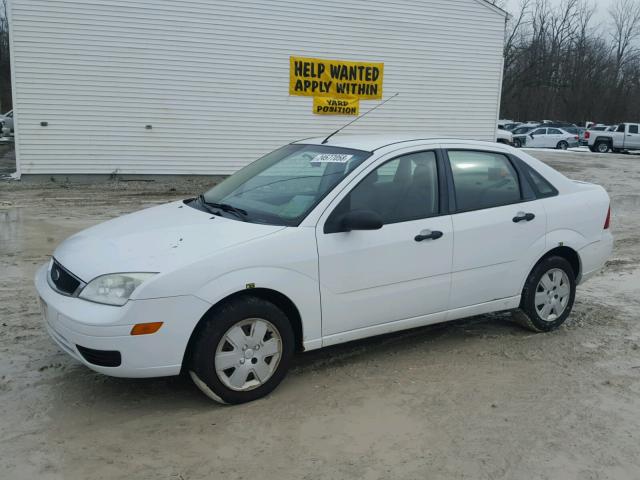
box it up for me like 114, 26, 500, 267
196, 144, 371, 226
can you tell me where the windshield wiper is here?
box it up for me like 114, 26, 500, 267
197, 194, 248, 220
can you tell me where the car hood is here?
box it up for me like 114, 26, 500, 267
53, 201, 286, 281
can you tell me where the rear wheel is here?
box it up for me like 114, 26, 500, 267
556, 141, 569, 150
189, 296, 294, 404
515, 256, 576, 332
595, 141, 611, 153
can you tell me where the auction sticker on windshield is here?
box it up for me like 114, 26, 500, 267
310, 153, 354, 163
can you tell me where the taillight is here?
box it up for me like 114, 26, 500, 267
585, 131, 590, 139
604, 206, 611, 229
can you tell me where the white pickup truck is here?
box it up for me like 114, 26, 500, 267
587, 122, 640, 153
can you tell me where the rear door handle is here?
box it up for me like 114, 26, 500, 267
415, 229, 443, 242
513, 212, 535, 223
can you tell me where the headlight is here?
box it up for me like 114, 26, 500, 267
79, 273, 157, 306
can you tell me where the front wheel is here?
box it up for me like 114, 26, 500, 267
556, 141, 569, 150
189, 297, 294, 404
513, 138, 522, 148
515, 256, 576, 332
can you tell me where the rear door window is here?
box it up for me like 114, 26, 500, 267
629, 125, 639, 134
448, 150, 522, 212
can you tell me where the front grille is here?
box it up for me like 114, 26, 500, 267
50, 259, 81, 295
76, 345, 122, 367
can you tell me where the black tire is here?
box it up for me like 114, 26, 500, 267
556, 141, 569, 150
594, 141, 611, 153
189, 296, 294, 404
513, 138, 522, 148
515, 256, 576, 332
588, 145, 596, 152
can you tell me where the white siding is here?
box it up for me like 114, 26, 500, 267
9, 0, 505, 175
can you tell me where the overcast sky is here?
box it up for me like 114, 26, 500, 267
503, 0, 618, 30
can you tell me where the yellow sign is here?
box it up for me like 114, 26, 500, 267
313, 97, 359, 115
290, 56, 383, 99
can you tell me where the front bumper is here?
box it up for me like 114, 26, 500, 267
35, 264, 211, 378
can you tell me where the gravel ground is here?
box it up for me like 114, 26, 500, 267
1, 149, 639, 480
0, 144, 14, 177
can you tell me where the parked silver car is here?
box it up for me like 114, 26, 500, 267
1, 110, 14, 136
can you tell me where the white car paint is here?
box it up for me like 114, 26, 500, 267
35, 136, 613, 379
587, 123, 640, 151
495, 129, 513, 144
515, 127, 579, 149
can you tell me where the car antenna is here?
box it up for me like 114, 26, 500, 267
321, 93, 399, 145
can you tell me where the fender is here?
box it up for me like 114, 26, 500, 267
594, 135, 613, 145
517, 228, 587, 293
545, 229, 590, 252
193, 267, 322, 350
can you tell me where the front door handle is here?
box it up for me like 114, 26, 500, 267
513, 212, 535, 223
415, 229, 443, 242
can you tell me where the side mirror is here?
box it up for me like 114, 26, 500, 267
529, 133, 535, 138
327, 209, 383, 233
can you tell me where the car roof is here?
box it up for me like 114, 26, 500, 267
294, 134, 496, 152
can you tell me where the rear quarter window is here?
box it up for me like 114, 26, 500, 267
522, 164, 558, 198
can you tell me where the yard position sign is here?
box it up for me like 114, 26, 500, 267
289, 56, 384, 115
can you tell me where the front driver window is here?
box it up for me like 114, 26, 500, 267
327, 151, 439, 227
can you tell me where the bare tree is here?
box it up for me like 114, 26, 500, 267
500, 0, 640, 124
487, 0, 508, 9
609, 0, 640, 80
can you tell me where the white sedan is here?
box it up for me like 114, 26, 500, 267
35, 136, 613, 404
513, 127, 580, 149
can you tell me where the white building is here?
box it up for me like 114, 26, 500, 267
8, 0, 506, 176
